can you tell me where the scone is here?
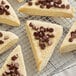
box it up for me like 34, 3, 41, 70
0, 45, 27, 76
17, 0, 24, 2
25, 20, 63, 71
0, 30, 19, 54
60, 22, 76, 53
0, 0, 20, 26
18, 0, 74, 18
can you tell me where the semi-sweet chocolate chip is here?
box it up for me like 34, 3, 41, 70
29, 22, 55, 50
0, 40, 4, 44
28, 1, 32, 6
0, 32, 3, 37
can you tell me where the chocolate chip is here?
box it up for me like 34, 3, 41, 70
46, 3, 51, 9
40, 26, 45, 32
28, 1, 32, 6
47, 28, 54, 32
39, 31, 45, 37
50, 34, 55, 38
33, 32, 38, 37
29, 22, 33, 27
5, 10, 10, 15
1, 1, 5, 4
39, 41, 45, 49
53, 0, 62, 4
69, 38, 73, 42
5, 5, 9, 9
66, 4, 70, 9
0, 32, 3, 37
0, 6, 4, 15
40, 4, 44, 8
43, 35, 49, 42
0, 40, 4, 44
61, 4, 65, 8
35, 2, 39, 5
11, 55, 18, 61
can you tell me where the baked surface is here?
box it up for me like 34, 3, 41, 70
0, 45, 27, 76
18, 0, 74, 18
0, 30, 19, 54
60, 22, 76, 53
25, 20, 63, 71
0, 0, 20, 26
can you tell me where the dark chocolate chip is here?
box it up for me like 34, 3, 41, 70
40, 4, 44, 8
1, 1, 5, 4
0, 32, 3, 37
69, 38, 73, 42
28, 1, 32, 6
47, 28, 54, 32
35, 2, 40, 5
39, 41, 45, 49
66, 4, 70, 9
0, 40, 4, 44
40, 26, 45, 32
39, 31, 45, 37
5, 5, 9, 9
53, 0, 62, 4
33, 32, 38, 37
29, 22, 33, 27
0, 6, 4, 15
5, 10, 10, 15
46, 3, 51, 9
11, 55, 18, 61
49, 34, 55, 38
61, 4, 65, 8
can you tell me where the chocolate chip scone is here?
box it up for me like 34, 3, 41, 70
0, 30, 19, 54
25, 20, 63, 71
0, 45, 27, 76
60, 22, 76, 53
0, 0, 20, 26
18, 0, 74, 18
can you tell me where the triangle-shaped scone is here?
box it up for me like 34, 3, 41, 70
0, 30, 19, 54
25, 20, 63, 71
18, 0, 74, 18
60, 22, 76, 53
0, 0, 20, 26
0, 45, 27, 76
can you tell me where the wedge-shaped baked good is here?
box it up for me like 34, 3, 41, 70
0, 30, 19, 54
26, 20, 63, 71
0, 45, 27, 76
60, 22, 76, 53
17, 0, 24, 2
0, 0, 20, 26
18, 0, 74, 18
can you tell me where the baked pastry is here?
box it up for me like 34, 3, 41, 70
0, 30, 19, 54
25, 20, 63, 71
0, 0, 20, 26
0, 45, 27, 76
18, 0, 74, 18
60, 22, 76, 53
17, 0, 24, 2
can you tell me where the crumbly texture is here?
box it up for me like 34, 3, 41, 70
0, 45, 27, 76
25, 20, 63, 71
60, 22, 76, 53
18, 0, 74, 18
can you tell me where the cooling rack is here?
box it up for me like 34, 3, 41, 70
0, 0, 76, 76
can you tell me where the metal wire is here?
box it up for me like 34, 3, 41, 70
0, 0, 76, 76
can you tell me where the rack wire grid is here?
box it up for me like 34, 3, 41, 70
0, 0, 76, 76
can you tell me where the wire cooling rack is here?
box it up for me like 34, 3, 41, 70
0, 0, 76, 76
